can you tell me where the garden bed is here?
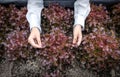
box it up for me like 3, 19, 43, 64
0, 2, 120, 77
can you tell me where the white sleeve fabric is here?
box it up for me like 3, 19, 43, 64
74, 0, 90, 29
26, 0, 44, 32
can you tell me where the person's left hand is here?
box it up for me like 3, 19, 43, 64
73, 25, 82, 46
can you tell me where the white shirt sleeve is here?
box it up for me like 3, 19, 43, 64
26, 0, 44, 32
74, 0, 90, 29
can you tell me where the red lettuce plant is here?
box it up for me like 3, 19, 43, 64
5, 30, 29, 60
0, 5, 28, 33
36, 27, 74, 67
8, 5, 29, 31
42, 3, 73, 33
1, 5, 30, 60
82, 30, 120, 72
0, 4, 29, 59
85, 4, 110, 32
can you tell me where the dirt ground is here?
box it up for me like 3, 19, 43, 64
0, 59, 98, 77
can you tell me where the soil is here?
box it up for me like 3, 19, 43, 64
0, 58, 120, 77
0, 58, 98, 77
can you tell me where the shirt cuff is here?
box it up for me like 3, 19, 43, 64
74, 16, 85, 30
30, 25, 41, 33
29, 14, 41, 33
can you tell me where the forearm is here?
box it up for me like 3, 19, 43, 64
26, 0, 44, 32
74, 0, 90, 29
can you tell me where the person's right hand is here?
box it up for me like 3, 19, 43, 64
28, 27, 42, 48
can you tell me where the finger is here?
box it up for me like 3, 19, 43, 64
28, 38, 41, 48
73, 32, 77, 44
36, 35, 42, 48
77, 34, 82, 46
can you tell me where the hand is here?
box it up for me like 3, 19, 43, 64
73, 25, 82, 46
28, 27, 42, 48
